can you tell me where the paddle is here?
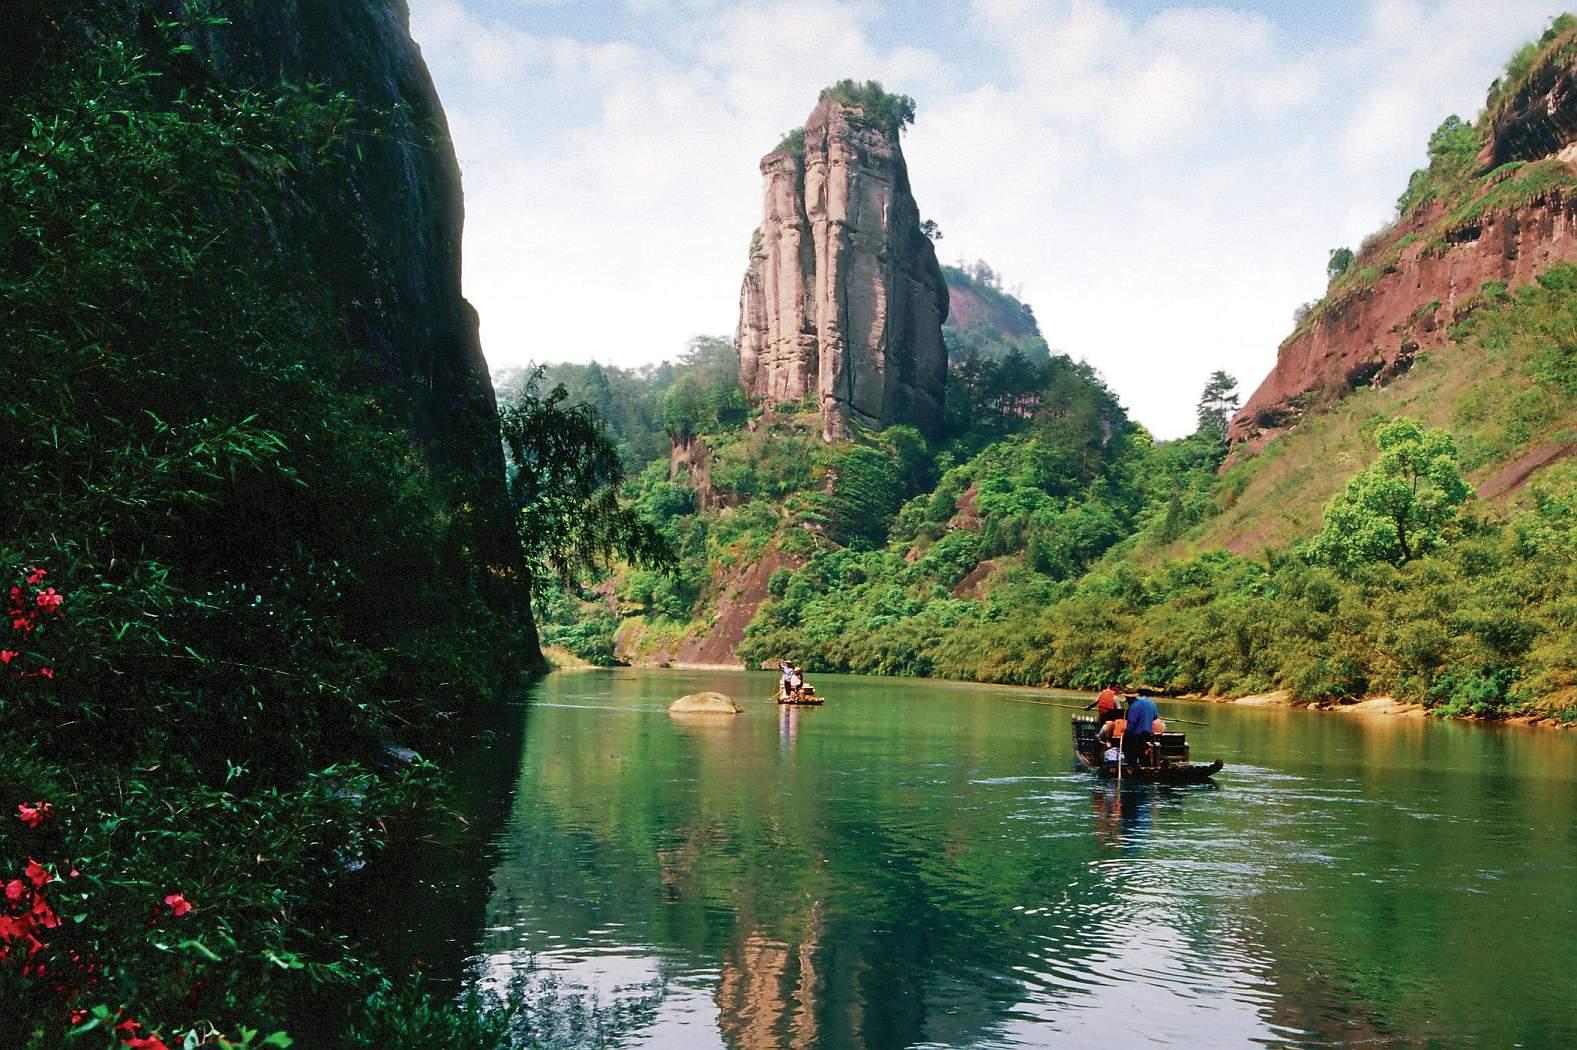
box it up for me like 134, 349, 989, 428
996, 695, 1209, 727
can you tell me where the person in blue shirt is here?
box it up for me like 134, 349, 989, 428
1125, 693, 1159, 736
1123, 692, 1161, 767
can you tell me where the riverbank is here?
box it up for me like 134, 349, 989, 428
1182, 689, 1577, 730
602, 655, 1576, 731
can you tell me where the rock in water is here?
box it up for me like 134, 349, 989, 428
736, 91, 949, 440
669, 692, 742, 715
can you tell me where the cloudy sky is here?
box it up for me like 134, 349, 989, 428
410, 0, 1560, 437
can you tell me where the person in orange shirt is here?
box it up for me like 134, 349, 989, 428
1085, 683, 1122, 722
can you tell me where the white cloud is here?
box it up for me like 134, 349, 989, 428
411, 0, 1574, 437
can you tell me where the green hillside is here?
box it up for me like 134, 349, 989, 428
528, 23, 1577, 721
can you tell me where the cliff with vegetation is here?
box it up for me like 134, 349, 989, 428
1231, 16, 1577, 459
3, 3, 534, 1044
737, 82, 950, 440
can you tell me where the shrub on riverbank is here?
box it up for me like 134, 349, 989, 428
744, 457, 1577, 718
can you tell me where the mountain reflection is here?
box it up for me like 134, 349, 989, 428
445, 670, 1577, 1048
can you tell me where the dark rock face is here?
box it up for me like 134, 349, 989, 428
736, 97, 949, 440
12, 0, 535, 649
189, 0, 500, 468
1487, 54, 1577, 167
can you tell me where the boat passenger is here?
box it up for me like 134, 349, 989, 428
1151, 717, 1166, 735
779, 660, 794, 694
788, 666, 805, 699
1085, 683, 1122, 722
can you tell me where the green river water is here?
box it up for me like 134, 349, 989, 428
420, 669, 1577, 1048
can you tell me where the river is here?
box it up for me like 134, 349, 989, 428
413, 668, 1577, 1048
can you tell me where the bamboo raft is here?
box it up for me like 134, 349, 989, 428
775, 685, 825, 706
1071, 715, 1222, 784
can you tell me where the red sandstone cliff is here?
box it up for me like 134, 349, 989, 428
736, 94, 949, 440
1230, 41, 1577, 453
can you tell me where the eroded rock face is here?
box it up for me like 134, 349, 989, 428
1486, 53, 1577, 167
1229, 192, 1577, 452
737, 97, 949, 440
1230, 46, 1577, 455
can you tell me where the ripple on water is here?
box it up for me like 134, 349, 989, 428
442, 670, 1577, 1049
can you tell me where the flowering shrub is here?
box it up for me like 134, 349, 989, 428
2, 10, 531, 1045
3, 568, 64, 686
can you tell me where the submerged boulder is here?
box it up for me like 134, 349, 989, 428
669, 692, 742, 715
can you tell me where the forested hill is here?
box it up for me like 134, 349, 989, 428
943, 261, 1053, 366
529, 18, 1577, 722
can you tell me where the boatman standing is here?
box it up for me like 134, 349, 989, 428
1123, 691, 1161, 766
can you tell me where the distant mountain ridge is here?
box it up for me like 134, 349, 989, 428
942, 262, 1051, 366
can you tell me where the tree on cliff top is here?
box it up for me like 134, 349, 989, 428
820, 79, 916, 133
1195, 371, 1240, 440
1307, 418, 1472, 568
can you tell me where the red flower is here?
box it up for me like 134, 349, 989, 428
4, 879, 25, 902
17, 801, 52, 828
124, 1037, 171, 1050
30, 894, 58, 929
116, 1019, 171, 1050
0, 913, 32, 941
35, 588, 62, 613
24, 859, 50, 888
0, 650, 16, 665
162, 893, 193, 917
24, 568, 45, 586
36, 667, 54, 679
10, 616, 32, 633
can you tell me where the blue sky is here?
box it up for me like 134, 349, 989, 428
411, 0, 1565, 436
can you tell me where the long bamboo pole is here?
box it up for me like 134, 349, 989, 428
996, 695, 1209, 727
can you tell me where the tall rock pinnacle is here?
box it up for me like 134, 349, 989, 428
736, 86, 949, 440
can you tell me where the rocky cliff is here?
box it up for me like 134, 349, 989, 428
736, 91, 949, 440
1230, 31, 1577, 454
14, 0, 534, 646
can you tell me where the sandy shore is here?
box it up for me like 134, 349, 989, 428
1183, 689, 1576, 730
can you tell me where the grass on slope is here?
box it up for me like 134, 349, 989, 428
1166, 268, 1577, 558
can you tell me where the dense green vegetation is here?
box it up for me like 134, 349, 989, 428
1, 18, 536, 1047
818, 78, 916, 133
736, 252, 1577, 716
536, 257, 1575, 722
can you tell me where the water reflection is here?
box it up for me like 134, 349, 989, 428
444, 670, 1577, 1048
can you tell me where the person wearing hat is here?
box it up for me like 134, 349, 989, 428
1123, 691, 1161, 768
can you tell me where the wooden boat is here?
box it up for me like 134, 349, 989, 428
1071, 715, 1222, 784
775, 685, 825, 706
